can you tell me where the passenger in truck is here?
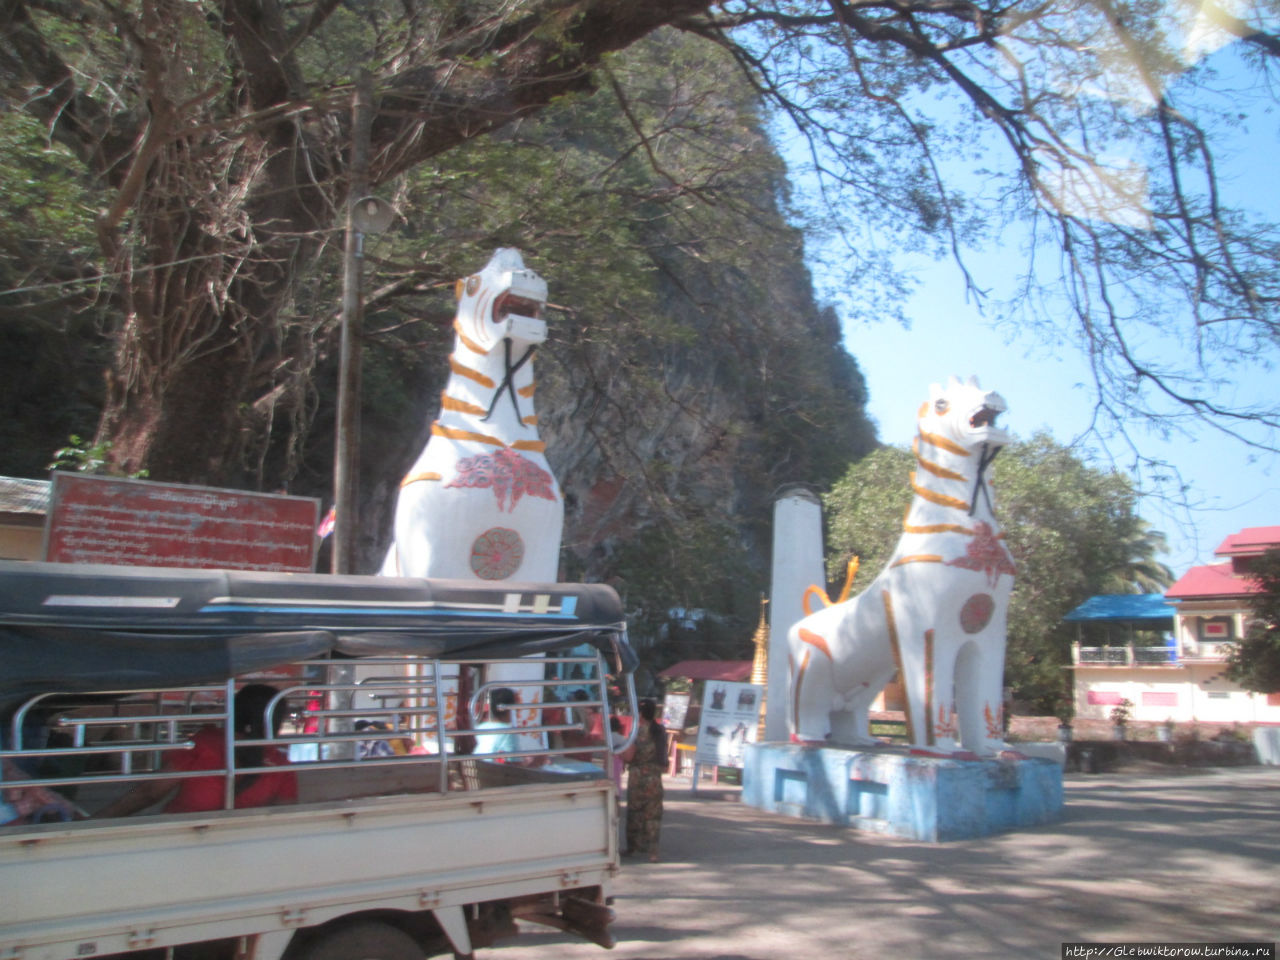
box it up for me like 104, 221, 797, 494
1, 758, 82, 825
473, 687, 521, 760
561, 689, 601, 761
95, 684, 298, 818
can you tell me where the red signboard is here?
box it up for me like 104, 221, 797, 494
44, 474, 319, 572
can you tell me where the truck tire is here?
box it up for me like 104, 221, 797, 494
300, 923, 424, 960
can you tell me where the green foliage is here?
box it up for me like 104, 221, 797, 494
0, 112, 96, 259
823, 431, 1173, 713
1225, 549, 1280, 694
824, 445, 916, 590
48, 435, 112, 474
48, 435, 148, 478
0, 113, 109, 476
608, 515, 760, 665
992, 434, 1171, 711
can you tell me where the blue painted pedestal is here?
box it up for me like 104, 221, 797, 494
742, 741, 1063, 841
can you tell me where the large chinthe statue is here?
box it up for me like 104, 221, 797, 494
743, 375, 1063, 841
788, 375, 1014, 756
382, 248, 561, 582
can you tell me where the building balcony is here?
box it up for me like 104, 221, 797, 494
1072, 642, 1181, 666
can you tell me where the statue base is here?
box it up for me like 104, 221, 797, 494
742, 741, 1063, 842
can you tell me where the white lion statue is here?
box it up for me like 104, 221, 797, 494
787, 375, 1015, 756
381, 248, 563, 582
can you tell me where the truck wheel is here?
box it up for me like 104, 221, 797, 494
300, 923, 424, 960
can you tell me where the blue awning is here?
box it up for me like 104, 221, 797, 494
1063, 594, 1174, 624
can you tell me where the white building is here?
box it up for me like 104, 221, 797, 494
1068, 526, 1280, 726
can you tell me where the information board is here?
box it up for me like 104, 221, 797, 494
44, 474, 320, 572
693, 681, 763, 769
661, 693, 691, 731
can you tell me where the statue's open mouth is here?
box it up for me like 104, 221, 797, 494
495, 293, 544, 321
970, 406, 1000, 429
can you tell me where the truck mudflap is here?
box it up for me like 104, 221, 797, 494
507, 888, 616, 949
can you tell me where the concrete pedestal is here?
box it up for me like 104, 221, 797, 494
742, 741, 1063, 842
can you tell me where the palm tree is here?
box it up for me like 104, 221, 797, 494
1100, 519, 1174, 595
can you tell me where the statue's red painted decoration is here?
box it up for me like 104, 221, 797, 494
447, 448, 556, 512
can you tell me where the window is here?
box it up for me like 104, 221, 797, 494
1199, 618, 1234, 640
1087, 690, 1124, 706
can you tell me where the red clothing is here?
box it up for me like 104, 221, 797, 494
164, 726, 297, 814
561, 707, 599, 761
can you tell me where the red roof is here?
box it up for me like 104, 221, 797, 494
1165, 561, 1260, 601
1215, 526, 1280, 557
657, 660, 753, 682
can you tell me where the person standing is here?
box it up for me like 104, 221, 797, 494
622, 699, 665, 862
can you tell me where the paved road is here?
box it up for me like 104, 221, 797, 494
493, 765, 1280, 960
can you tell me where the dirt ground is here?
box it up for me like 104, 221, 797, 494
491, 765, 1280, 960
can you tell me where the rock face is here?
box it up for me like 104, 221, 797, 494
542, 248, 877, 590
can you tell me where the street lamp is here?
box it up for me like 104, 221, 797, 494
332, 72, 395, 574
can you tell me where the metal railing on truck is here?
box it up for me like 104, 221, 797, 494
1, 651, 638, 823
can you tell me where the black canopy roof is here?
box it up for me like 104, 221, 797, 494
0, 561, 630, 711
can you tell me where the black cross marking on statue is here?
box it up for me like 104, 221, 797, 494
482, 339, 536, 423
969, 442, 1000, 516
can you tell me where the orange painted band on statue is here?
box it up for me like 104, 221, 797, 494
916, 429, 971, 457
448, 355, 496, 388
400, 471, 442, 487
797, 628, 833, 660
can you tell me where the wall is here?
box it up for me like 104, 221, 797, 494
1073, 663, 1280, 725
0, 519, 42, 561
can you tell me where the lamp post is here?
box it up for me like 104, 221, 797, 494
332, 71, 395, 574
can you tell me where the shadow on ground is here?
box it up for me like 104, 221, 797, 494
492, 767, 1280, 960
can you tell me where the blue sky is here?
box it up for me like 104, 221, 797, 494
781, 34, 1278, 577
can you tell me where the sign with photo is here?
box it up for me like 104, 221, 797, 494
693, 681, 763, 769
662, 693, 691, 731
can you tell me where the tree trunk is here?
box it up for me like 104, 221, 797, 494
98, 317, 253, 484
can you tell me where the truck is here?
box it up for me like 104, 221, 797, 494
0, 560, 638, 960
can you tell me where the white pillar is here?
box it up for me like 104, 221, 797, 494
765, 485, 826, 742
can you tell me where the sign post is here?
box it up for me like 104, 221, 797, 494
692, 681, 764, 789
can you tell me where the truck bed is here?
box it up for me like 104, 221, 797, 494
2, 774, 616, 960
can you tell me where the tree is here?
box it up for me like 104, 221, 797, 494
698, 0, 1280, 475
2, 0, 1276, 489
1225, 548, 1280, 693
823, 432, 1174, 712
0, 0, 713, 483
0, 110, 110, 477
